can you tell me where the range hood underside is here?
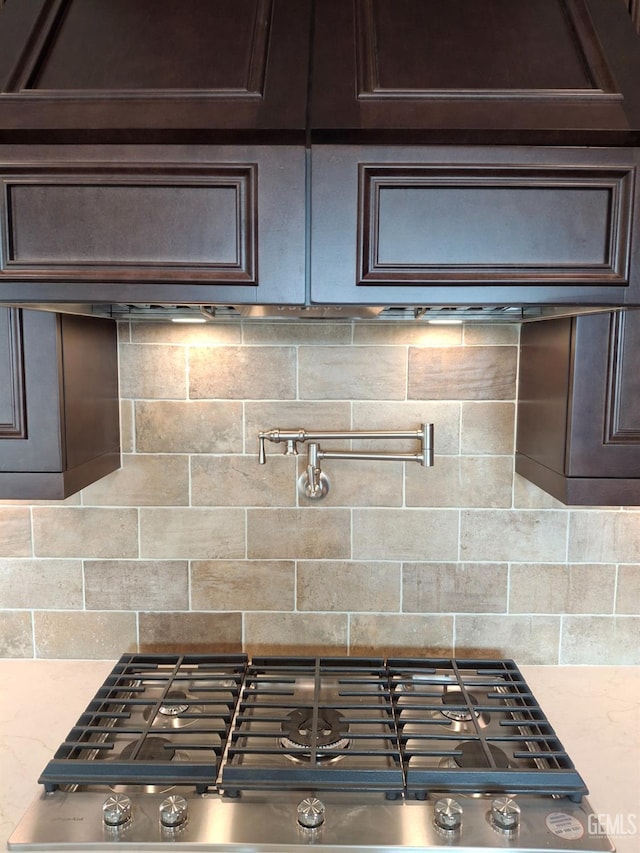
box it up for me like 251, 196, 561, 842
6, 303, 623, 323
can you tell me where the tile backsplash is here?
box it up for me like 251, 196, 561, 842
0, 320, 638, 664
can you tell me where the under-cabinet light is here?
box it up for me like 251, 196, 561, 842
171, 317, 207, 324
426, 318, 464, 325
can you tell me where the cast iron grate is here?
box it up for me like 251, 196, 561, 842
388, 657, 588, 802
39, 653, 247, 793
220, 656, 405, 794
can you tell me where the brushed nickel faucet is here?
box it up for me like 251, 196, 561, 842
258, 424, 434, 499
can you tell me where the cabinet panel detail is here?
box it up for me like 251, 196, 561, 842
0, 307, 26, 439
354, 0, 618, 101
604, 310, 640, 442
358, 165, 634, 286
6, 0, 272, 98
0, 167, 257, 283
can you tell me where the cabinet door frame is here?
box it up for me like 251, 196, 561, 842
0, 144, 306, 305
310, 145, 640, 306
0, 307, 63, 471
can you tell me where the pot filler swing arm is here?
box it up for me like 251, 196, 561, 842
258, 424, 434, 500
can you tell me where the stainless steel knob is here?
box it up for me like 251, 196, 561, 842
102, 793, 132, 828
159, 795, 189, 828
490, 797, 520, 832
297, 797, 325, 829
434, 797, 463, 831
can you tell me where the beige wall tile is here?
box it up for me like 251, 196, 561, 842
298, 346, 406, 400
354, 322, 462, 346
34, 611, 137, 659
0, 559, 82, 609
513, 474, 566, 509
120, 399, 134, 453
560, 616, 640, 664
189, 346, 296, 399
191, 561, 295, 611
0, 612, 33, 657
131, 322, 241, 346
510, 563, 616, 614
33, 508, 138, 558
243, 320, 351, 345
119, 343, 187, 399
81, 455, 189, 507
461, 403, 515, 455
408, 346, 517, 400
139, 612, 242, 654
140, 508, 245, 559
247, 509, 350, 559
569, 511, 640, 563
455, 615, 560, 664
616, 565, 640, 615
406, 456, 513, 508
353, 401, 461, 455
117, 321, 131, 343
84, 560, 188, 610
192, 455, 296, 507
463, 324, 519, 346
0, 508, 32, 557
353, 509, 458, 561
244, 612, 348, 655
2, 322, 640, 666
460, 510, 567, 562
297, 561, 401, 612
349, 614, 453, 657
403, 563, 507, 613
298, 459, 403, 507
136, 400, 243, 453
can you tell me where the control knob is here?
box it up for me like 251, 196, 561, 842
159, 795, 189, 829
297, 797, 325, 829
434, 797, 463, 832
490, 797, 520, 832
102, 794, 132, 828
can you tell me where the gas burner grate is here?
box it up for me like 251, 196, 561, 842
220, 657, 404, 795
388, 657, 588, 801
39, 654, 247, 793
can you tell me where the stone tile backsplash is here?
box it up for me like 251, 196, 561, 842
0, 320, 638, 664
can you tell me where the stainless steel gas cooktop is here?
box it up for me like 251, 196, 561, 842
8, 654, 615, 851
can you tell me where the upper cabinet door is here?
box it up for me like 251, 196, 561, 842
0, 0, 311, 143
310, 0, 640, 145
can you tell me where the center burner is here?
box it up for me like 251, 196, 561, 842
220, 657, 405, 794
440, 689, 491, 730
280, 707, 351, 764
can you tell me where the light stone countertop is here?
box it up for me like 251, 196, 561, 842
0, 661, 638, 852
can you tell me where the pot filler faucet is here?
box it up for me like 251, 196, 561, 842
258, 424, 434, 500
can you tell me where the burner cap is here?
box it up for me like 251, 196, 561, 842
454, 741, 510, 769
121, 736, 175, 762
159, 691, 190, 716
441, 690, 479, 723
281, 707, 349, 749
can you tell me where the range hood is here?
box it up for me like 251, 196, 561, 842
11, 303, 621, 325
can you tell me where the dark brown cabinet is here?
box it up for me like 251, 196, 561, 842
0, 0, 310, 305
0, 144, 305, 304
0, 307, 120, 499
0, 0, 311, 144
310, 0, 640, 147
516, 310, 640, 505
310, 145, 640, 307
308, 0, 640, 308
